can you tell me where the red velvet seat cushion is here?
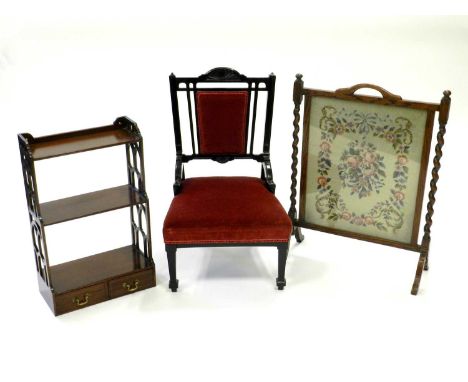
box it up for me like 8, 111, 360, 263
163, 177, 292, 244
196, 91, 249, 155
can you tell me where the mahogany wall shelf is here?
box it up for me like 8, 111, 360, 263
18, 117, 155, 316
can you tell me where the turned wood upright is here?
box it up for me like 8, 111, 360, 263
288, 74, 305, 243
411, 90, 451, 295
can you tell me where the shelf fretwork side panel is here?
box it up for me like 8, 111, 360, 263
127, 141, 145, 191
126, 133, 152, 261
18, 137, 52, 287
131, 203, 151, 260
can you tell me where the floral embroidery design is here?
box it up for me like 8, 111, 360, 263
338, 140, 386, 198
314, 106, 412, 232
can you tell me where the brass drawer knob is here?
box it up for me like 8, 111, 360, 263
73, 293, 90, 306
122, 279, 140, 292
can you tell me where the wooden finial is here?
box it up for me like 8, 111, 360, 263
439, 90, 451, 124
293, 74, 304, 104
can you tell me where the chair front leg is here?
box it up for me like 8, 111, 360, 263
276, 242, 289, 290
166, 245, 179, 292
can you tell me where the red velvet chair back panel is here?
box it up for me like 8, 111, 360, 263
196, 91, 249, 155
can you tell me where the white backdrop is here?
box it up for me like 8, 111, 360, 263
1, 3, 468, 382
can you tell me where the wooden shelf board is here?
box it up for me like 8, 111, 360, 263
31, 126, 138, 160
40, 185, 146, 226
50, 245, 152, 294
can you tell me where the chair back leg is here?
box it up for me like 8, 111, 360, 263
292, 226, 304, 243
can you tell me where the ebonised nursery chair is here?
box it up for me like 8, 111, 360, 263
163, 67, 292, 291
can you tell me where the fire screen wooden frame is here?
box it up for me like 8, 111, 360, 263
288, 75, 451, 295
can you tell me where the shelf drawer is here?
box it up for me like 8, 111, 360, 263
109, 269, 155, 299
55, 283, 108, 315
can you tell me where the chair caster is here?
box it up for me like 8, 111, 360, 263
276, 278, 286, 290
169, 279, 179, 292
